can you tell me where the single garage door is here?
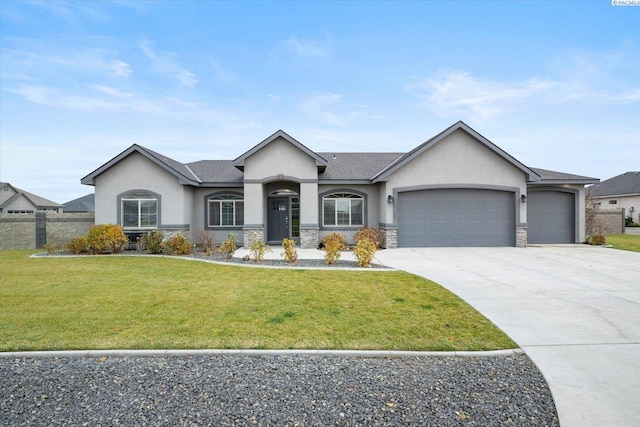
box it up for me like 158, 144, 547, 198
527, 190, 575, 244
397, 189, 515, 247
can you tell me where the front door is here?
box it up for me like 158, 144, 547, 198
268, 197, 289, 242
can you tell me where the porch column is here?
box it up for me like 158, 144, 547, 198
299, 182, 319, 249
242, 182, 264, 248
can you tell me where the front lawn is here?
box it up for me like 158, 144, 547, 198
606, 234, 640, 252
0, 250, 516, 352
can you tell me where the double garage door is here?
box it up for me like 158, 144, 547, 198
397, 189, 515, 247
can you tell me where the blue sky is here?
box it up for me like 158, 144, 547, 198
1, 0, 638, 204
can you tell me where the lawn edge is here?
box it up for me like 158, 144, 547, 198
0, 348, 523, 359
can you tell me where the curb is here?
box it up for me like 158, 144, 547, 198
0, 348, 524, 359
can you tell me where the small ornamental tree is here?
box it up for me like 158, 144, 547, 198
219, 232, 237, 260
249, 232, 271, 263
281, 238, 298, 264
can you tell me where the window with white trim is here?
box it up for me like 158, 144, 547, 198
322, 193, 363, 227
121, 193, 158, 228
208, 194, 244, 227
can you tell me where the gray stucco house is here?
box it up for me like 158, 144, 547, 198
588, 172, 640, 224
81, 121, 598, 248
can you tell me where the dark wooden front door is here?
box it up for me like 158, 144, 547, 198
268, 197, 289, 242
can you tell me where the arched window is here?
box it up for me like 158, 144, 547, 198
322, 192, 364, 227
208, 194, 244, 227
121, 192, 158, 228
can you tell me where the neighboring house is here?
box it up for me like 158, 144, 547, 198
0, 182, 63, 213
81, 121, 598, 248
63, 193, 95, 213
588, 172, 640, 223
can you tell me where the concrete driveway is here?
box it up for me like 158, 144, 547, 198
375, 245, 640, 427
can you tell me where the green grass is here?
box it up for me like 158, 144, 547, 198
0, 250, 516, 352
606, 234, 640, 252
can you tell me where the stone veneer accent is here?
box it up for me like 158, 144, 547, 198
243, 227, 265, 248
516, 226, 527, 248
379, 225, 398, 249
299, 226, 319, 249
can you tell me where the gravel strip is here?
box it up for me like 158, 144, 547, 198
1, 354, 558, 426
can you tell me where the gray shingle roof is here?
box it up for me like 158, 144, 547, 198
82, 126, 600, 189
63, 193, 95, 212
187, 160, 244, 184
318, 153, 404, 180
588, 171, 640, 196
0, 182, 63, 209
530, 168, 599, 183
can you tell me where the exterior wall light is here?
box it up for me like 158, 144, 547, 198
521, 194, 527, 203
388, 195, 394, 204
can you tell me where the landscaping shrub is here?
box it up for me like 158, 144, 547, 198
86, 224, 128, 254
141, 230, 165, 254
44, 242, 61, 255
354, 226, 382, 248
353, 238, 377, 267
66, 237, 89, 254
219, 232, 237, 260
249, 233, 271, 263
197, 229, 217, 255
587, 234, 606, 246
321, 232, 347, 265
281, 238, 298, 264
165, 233, 193, 255
625, 216, 639, 227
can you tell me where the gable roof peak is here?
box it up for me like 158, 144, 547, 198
372, 121, 540, 182
233, 129, 327, 171
81, 143, 201, 186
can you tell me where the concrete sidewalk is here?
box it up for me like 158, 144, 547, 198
375, 245, 640, 427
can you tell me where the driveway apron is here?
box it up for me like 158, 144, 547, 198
375, 245, 640, 427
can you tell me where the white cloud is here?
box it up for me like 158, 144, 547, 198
139, 41, 197, 87
285, 35, 332, 58
299, 93, 376, 126
407, 71, 557, 121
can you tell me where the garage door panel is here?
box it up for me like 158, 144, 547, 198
528, 191, 574, 244
398, 189, 515, 247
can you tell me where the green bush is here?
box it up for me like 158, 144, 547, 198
625, 216, 639, 227
219, 232, 237, 260
587, 234, 606, 246
353, 238, 377, 267
141, 230, 165, 254
66, 237, 89, 254
322, 232, 347, 265
281, 238, 298, 264
165, 233, 193, 255
86, 224, 128, 254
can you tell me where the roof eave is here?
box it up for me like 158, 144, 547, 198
530, 178, 600, 185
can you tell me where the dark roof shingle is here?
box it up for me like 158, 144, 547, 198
589, 171, 640, 196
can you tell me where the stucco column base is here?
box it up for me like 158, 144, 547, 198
300, 226, 319, 249
243, 226, 265, 248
